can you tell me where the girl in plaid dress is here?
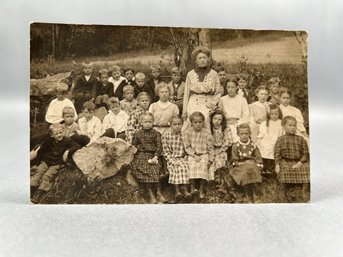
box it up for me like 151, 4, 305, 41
131, 113, 166, 204
227, 123, 263, 203
126, 92, 151, 144
162, 115, 191, 202
182, 112, 214, 199
274, 116, 310, 202
209, 109, 233, 183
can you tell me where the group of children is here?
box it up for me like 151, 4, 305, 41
30, 61, 310, 204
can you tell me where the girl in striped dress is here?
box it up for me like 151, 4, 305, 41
162, 115, 191, 202
209, 109, 233, 183
274, 116, 310, 203
182, 112, 214, 199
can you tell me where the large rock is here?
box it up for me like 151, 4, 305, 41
30, 72, 71, 96
73, 137, 137, 180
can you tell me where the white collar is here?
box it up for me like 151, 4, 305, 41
239, 139, 251, 145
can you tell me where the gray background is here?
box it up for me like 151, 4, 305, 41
1, 0, 342, 256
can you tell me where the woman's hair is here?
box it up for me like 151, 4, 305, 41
189, 111, 205, 122
279, 87, 292, 97
123, 67, 134, 74
98, 68, 109, 77
209, 109, 227, 134
137, 92, 151, 101
62, 106, 75, 116
191, 46, 211, 60
135, 72, 146, 80
254, 85, 268, 95
266, 104, 282, 127
236, 123, 251, 135
111, 65, 121, 73
150, 65, 161, 71
107, 97, 120, 108
82, 101, 96, 111
281, 116, 297, 127
155, 82, 170, 96
169, 114, 183, 125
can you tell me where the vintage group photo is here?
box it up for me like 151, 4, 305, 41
30, 23, 310, 204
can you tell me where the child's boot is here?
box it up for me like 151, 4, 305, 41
156, 186, 167, 203
31, 189, 44, 204
183, 185, 193, 202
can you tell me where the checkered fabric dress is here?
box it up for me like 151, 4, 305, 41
126, 107, 146, 144
274, 133, 310, 184
182, 127, 214, 180
162, 129, 189, 184
131, 129, 162, 183
209, 127, 233, 174
229, 140, 263, 186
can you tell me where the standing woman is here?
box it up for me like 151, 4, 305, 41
182, 46, 222, 130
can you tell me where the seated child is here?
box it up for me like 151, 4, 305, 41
131, 113, 166, 204
208, 109, 233, 184
182, 112, 214, 199
256, 104, 283, 176
73, 61, 98, 113
95, 68, 114, 108
126, 92, 151, 144
168, 67, 185, 114
147, 65, 164, 102
30, 123, 81, 203
102, 97, 129, 140
162, 115, 191, 202
114, 67, 137, 100
249, 85, 270, 143
237, 74, 253, 104
45, 83, 77, 124
279, 88, 309, 141
218, 78, 250, 142
120, 85, 138, 115
267, 77, 281, 104
77, 101, 102, 145
133, 72, 155, 100
226, 123, 263, 203
274, 116, 310, 202
149, 82, 179, 135
108, 65, 126, 95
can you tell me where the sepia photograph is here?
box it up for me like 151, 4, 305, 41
30, 23, 310, 204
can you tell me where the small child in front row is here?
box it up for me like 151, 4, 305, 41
274, 116, 310, 203
120, 84, 138, 115
162, 115, 191, 202
45, 83, 77, 124
249, 85, 270, 143
226, 123, 263, 203
95, 68, 114, 109
30, 123, 80, 203
131, 113, 166, 204
77, 102, 102, 145
208, 109, 233, 184
126, 92, 151, 144
102, 97, 129, 140
256, 104, 283, 176
182, 112, 214, 199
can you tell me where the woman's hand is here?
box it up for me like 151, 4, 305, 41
275, 164, 280, 174
292, 161, 302, 169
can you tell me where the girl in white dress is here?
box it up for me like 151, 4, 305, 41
256, 104, 283, 176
